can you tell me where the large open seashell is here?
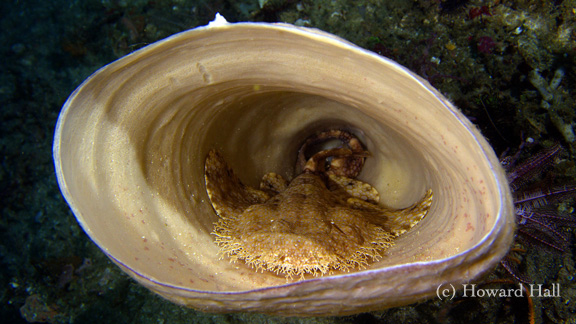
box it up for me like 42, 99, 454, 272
53, 16, 515, 316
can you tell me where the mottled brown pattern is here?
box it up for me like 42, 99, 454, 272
205, 133, 433, 278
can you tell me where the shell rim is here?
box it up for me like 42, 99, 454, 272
52, 19, 514, 296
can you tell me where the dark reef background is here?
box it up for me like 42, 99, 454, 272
1, 0, 575, 323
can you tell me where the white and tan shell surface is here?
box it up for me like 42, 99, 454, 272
53, 15, 515, 316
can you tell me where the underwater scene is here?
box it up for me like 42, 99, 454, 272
1, 0, 576, 323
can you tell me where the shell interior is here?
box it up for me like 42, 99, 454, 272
53, 21, 515, 315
